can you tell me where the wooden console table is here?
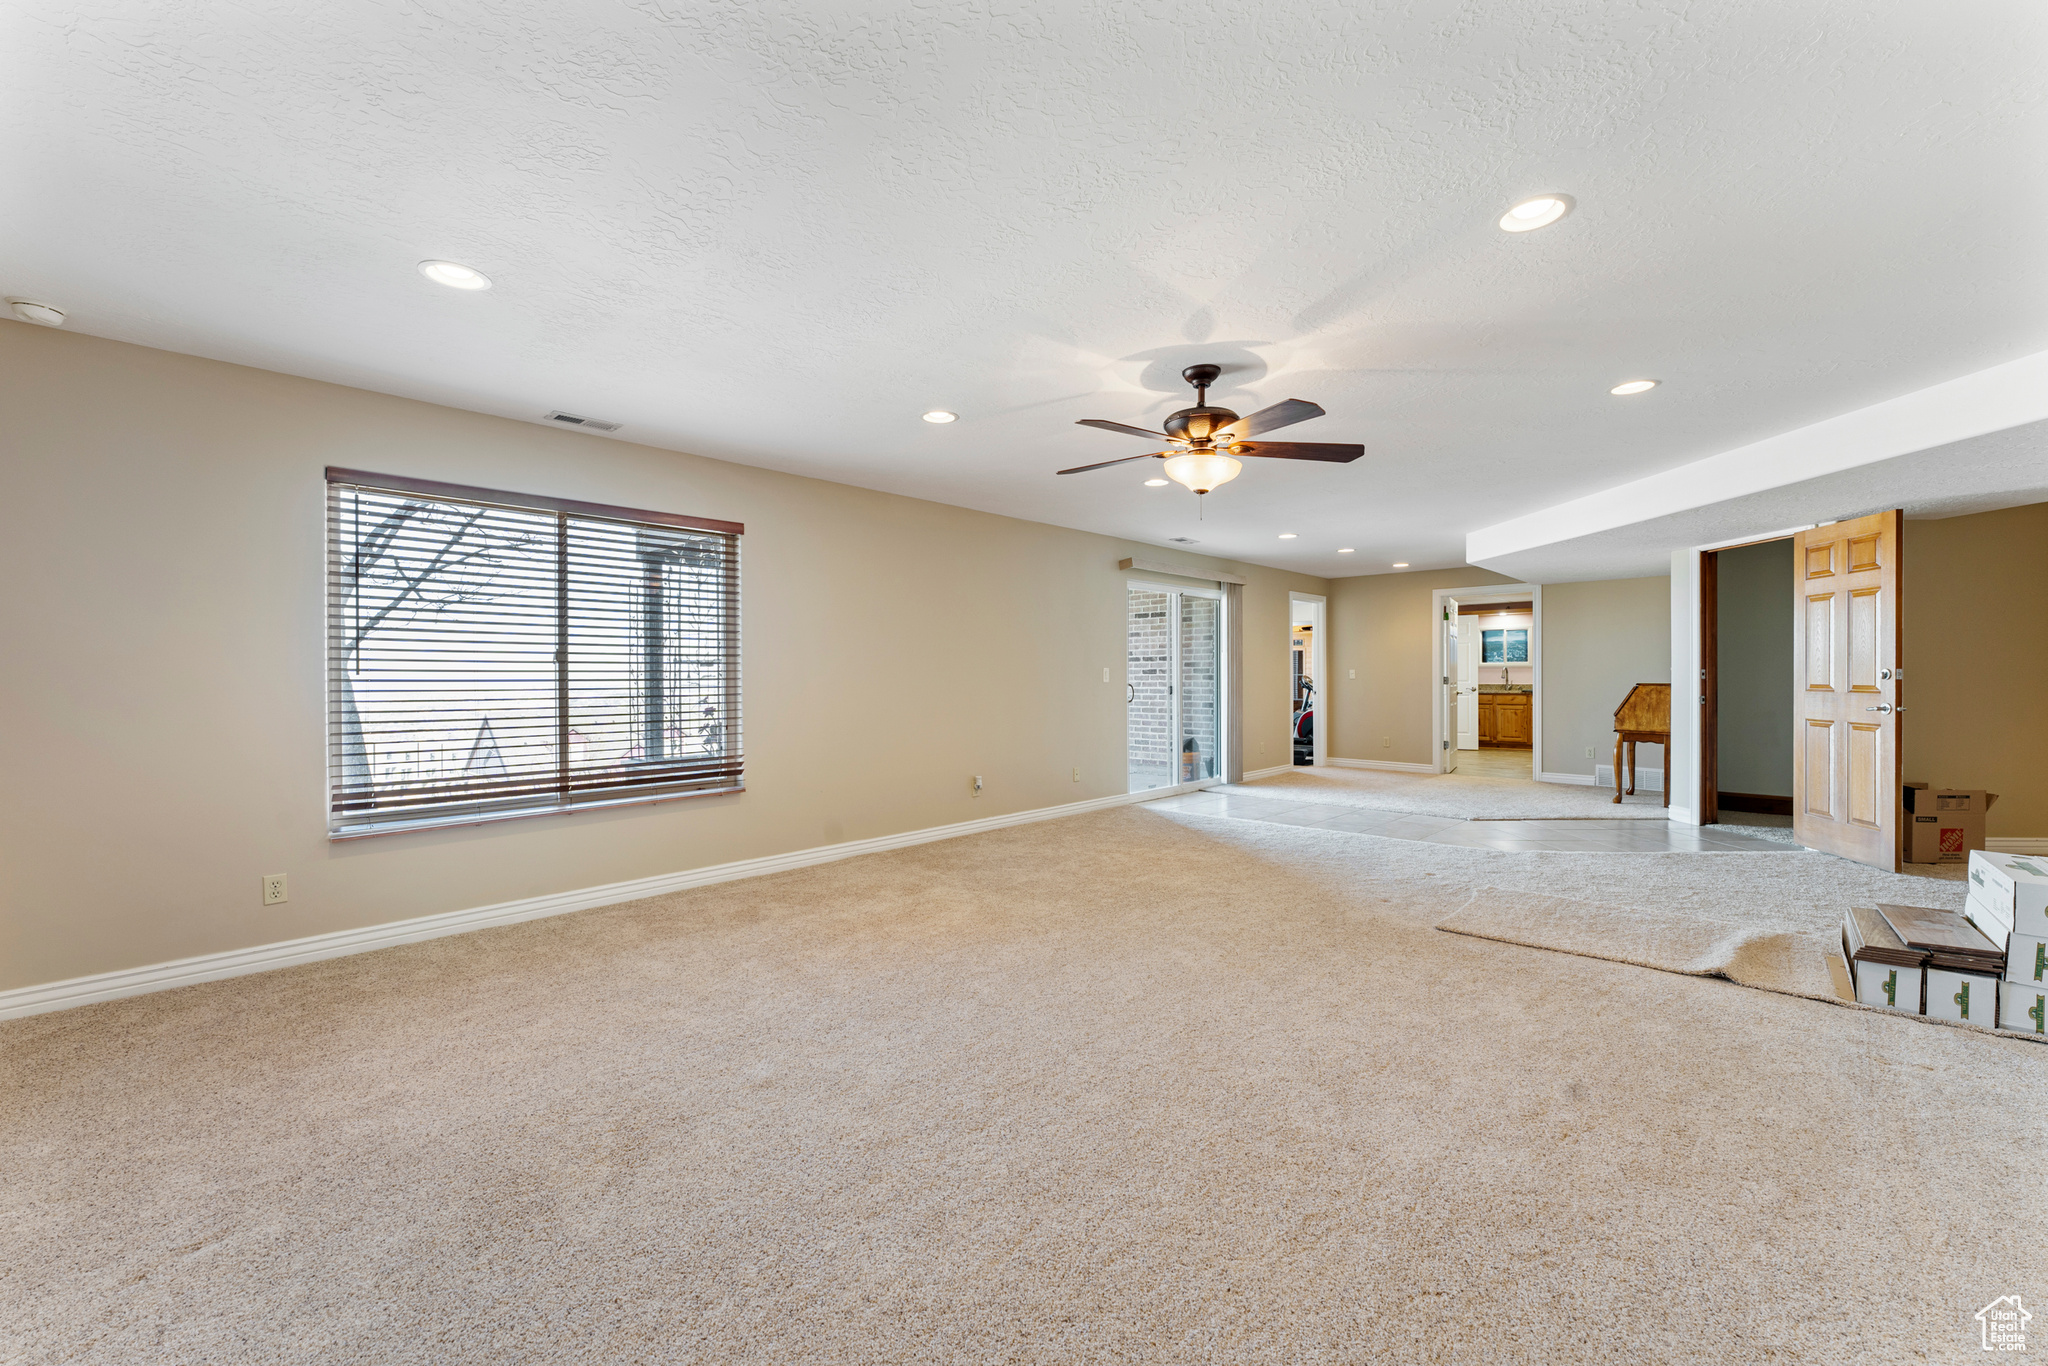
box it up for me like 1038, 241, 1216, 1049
1612, 683, 1671, 807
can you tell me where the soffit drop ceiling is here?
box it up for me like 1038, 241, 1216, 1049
5, 1, 2046, 577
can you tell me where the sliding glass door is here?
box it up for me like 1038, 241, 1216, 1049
1127, 583, 1225, 793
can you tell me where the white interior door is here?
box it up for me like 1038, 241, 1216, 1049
1442, 599, 1460, 773
1456, 615, 1479, 749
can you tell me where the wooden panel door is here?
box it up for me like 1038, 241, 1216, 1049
1792, 511, 1903, 869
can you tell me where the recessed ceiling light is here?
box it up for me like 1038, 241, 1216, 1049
418, 260, 492, 290
1498, 194, 1573, 233
1337, 548, 1354, 554
1278, 533, 1298, 539
1610, 379, 1658, 395
1144, 477, 1168, 486
921, 410, 957, 424
1392, 562, 1409, 568
7, 298, 66, 326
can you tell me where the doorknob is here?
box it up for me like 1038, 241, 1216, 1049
1865, 704, 1893, 714
1126, 683, 1135, 703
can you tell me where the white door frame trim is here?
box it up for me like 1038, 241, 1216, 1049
1431, 584, 1542, 776
1289, 591, 1328, 768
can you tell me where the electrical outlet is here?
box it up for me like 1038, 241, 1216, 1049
1382, 736, 1390, 748
1072, 767, 1081, 782
972, 774, 982, 796
1101, 667, 1110, 683
1585, 746, 1595, 758
1348, 669, 1356, 680
262, 873, 287, 905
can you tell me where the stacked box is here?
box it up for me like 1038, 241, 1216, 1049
1842, 905, 1923, 1012
1876, 903, 2001, 1026
1968, 850, 2048, 1036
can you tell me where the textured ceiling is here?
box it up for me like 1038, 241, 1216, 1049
6, 1, 2046, 575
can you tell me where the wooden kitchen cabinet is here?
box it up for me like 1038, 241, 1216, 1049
1477, 692, 1532, 749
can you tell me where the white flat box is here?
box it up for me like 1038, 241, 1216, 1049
1969, 850, 2048, 938
1965, 886, 2014, 946
2006, 933, 2048, 991
1998, 979, 2048, 1036
1925, 967, 1998, 1026
1850, 959, 1923, 1012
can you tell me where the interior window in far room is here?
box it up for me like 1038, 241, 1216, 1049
1481, 629, 1528, 664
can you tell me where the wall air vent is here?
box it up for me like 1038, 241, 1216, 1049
545, 411, 622, 432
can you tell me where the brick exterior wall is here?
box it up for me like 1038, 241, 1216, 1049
1179, 595, 1220, 780
1127, 589, 1173, 779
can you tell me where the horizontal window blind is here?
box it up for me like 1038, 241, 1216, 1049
326, 469, 742, 837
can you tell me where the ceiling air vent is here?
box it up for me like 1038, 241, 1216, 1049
545, 411, 622, 433
1168, 537, 1200, 545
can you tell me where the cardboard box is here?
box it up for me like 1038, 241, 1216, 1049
1902, 785, 1998, 863
1965, 886, 2014, 947
2006, 933, 2048, 990
1850, 958, 1923, 1012
1925, 967, 1998, 1025
1970, 850, 2048, 938
1998, 979, 2048, 1035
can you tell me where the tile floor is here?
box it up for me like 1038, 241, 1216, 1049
1142, 789, 1798, 853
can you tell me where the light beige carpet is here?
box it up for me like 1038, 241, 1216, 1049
5, 810, 2044, 1364
1226, 765, 1672, 819
1439, 887, 1844, 1002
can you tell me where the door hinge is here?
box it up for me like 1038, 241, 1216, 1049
1699, 668, 1706, 679
1699, 694, 1707, 704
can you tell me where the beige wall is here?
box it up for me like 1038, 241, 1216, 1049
1540, 577, 1673, 781
1904, 502, 2048, 836
0, 322, 1328, 991
1325, 568, 1517, 765
1715, 538, 1794, 796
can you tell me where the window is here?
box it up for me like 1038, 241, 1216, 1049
1481, 628, 1528, 664
326, 469, 741, 837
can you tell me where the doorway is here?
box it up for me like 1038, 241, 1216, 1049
1699, 538, 1795, 829
1431, 584, 1541, 778
1289, 593, 1326, 768
1127, 582, 1226, 794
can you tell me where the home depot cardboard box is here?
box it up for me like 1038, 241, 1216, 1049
1999, 978, 2048, 1036
1902, 784, 1998, 864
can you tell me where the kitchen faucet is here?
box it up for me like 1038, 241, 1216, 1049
1501, 667, 1511, 685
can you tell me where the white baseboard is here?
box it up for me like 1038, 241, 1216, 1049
1241, 764, 1297, 780
1326, 757, 1436, 773
0, 783, 1214, 1022
1539, 771, 1598, 786
1988, 838, 2048, 855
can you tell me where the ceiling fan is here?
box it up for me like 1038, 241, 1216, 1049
1059, 363, 1364, 494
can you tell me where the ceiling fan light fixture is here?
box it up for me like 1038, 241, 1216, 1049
1609, 379, 1658, 395
1144, 478, 1169, 486
1161, 451, 1241, 495
1498, 194, 1573, 233
921, 410, 958, 423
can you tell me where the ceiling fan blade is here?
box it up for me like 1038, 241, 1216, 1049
1229, 441, 1364, 463
1056, 452, 1168, 475
1076, 418, 1169, 440
1218, 399, 1325, 440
